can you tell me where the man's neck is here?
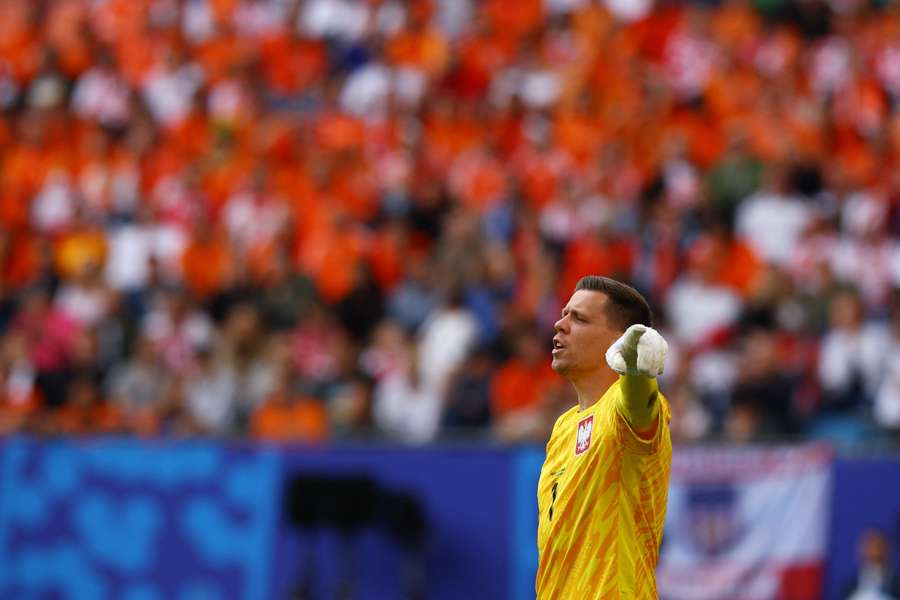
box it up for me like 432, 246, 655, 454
572, 369, 619, 411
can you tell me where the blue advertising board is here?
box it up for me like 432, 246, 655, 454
1, 437, 898, 600
0, 438, 515, 600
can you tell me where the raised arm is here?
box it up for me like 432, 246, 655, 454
605, 324, 668, 436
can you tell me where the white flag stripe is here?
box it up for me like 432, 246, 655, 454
658, 446, 831, 600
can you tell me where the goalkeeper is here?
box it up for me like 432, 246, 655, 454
537, 275, 672, 599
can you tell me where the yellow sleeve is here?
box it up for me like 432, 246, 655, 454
615, 374, 660, 429
615, 383, 668, 455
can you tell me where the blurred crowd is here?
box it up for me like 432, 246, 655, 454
1, 0, 900, 445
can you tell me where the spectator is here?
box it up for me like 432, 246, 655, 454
141, 288, 215, 377
358, 319, 410, 381
388, 257, 440, 333
105, 205, 164, 296
373, 345, 443, 444
416, 285, 477, 390
494, 378, 573, 443
665, 378, 711, 443
842, 529, 900, 600
831, 190, 900, 310
255, 249, 317, 331
817, 288, 883, 413
251, 370, 329, 443
0, 333, 41, 434
730, 328, 798, 437
736, 165, 815, 269
183, 345, 238, 436
335, 263, 386, 343
443, 346, 494, 431
220, 303, 278, 431
11, 287, 81, 408
106, 334, 170, 432
330, 372, 375, 438
3, 0, 900, 444
180, 220, 234, 301
53, 209, 108, 281
54, 261, 115, 329
71, 51, 132, 129
870, 297, 900, 433
152, 376, 197, 437
665, 231, 742, 348
53, 375, 122, 436
292, 303, 351, 398
490, 325, 556, 428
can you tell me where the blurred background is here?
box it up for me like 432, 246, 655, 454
1, 0, 900, 598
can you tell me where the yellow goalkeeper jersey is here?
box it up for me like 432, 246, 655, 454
535, 378, 672, 599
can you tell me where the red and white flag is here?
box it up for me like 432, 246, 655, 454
658, 446, 832, 600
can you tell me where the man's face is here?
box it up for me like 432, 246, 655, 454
551, 290, 621, 378
860, 531, 889, 567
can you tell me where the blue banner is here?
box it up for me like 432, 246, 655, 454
0, 437, 280, 600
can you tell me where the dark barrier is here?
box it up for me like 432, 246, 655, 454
273, 448, 511, 600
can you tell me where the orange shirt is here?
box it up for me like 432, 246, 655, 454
553, 109, 604, 167
315, 112, 366, 153
299, 224, 366, 303
491, 358, 557, 417
45, 0, 92, 77
0, 381, 41, 432
252, 398, 329, 443
481, 0, 542, 41
55, 228, 108, 280
261, 35, 327, 94
0, 1, 40, 82
3, 231, 41, 288
54, 403, 124, 436
558, 237, 635, 303
387, 28, 450, 76
180, 233, 233, 299
715, 238, 762, 297
368, 227, 406, 292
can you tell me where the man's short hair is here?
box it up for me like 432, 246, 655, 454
575, 275, 653, 331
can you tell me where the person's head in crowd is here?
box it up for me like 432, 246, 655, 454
442, 282, 467, 311
131, 333, 159, 366
737, 329, 780, 382
19, 287, 51, 320
891, 292, 900, 337
724, 402, 762, 443
223, 302, 261, 347
330, 372, 375, 434
685, 233, 724, 284
194, 344, 216, 372
483, 244, 516, 287
268, 369, 297, 408
512, 324, 546, 367
857, 528, 893, 572
66, 376, 100, 409
829, 287, 864, 333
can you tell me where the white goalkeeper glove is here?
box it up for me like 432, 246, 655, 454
605, 324, 668, 378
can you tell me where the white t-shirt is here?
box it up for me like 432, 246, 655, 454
416, 307, 477, 389
665, 277, 741, 347
373, 369, 442, 444
736, 191, 812, 267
